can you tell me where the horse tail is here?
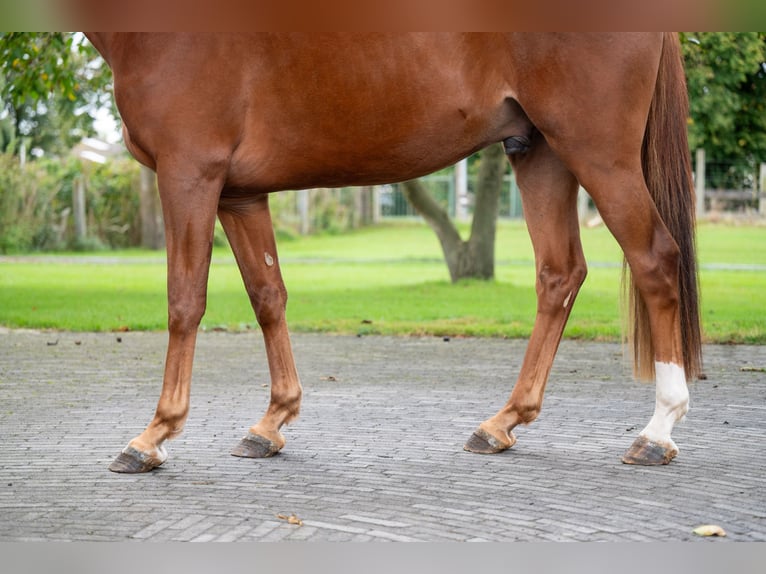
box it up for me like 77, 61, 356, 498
627, 32, 703, 381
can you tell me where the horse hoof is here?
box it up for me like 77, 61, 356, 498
463, 427, 515, 454
108, 446, 163, 473
231, 432, 282, 458
622, 436, 677, 465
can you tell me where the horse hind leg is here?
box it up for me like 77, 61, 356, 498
465, 134, 586, 454
619, 208, 690, 465
217, 193, 302, 459
562, 153, 689, 465
605, 187, 688, 465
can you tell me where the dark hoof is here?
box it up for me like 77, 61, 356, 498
463, 427, 514, 454
109, 446, 162, 473
231, 433, 281, 458
622, 436, 677, 465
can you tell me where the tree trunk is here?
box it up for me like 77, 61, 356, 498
139, 165, 165, 249
467, 142, 505, 279
401, 143, 506, 282
401, 177, 465, 282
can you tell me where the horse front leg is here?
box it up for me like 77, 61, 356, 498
465, 136, 586, 454
218, 194, 302, 459
109, 165, 223, 473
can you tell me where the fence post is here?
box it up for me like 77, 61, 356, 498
298, 189, 310, 235
356, 186, 375, 227
760, 163, 766, 216
455, 158, 468, 221
695, 148, 706, 217
73, 175, 87, 243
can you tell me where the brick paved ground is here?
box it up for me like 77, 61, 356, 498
0, 329, 764, 541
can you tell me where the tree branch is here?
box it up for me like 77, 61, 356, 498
401, 178, 464, 281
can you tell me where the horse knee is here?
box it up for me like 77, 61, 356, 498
168, 294, 207, 334
250, 282, 287, 327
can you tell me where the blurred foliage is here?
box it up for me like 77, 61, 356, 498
0, 32, 114, 157
0, 151, 140, 253
681, 32, 766, 189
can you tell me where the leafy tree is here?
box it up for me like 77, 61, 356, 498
681, 32, 766, 188
0, 32, 114, 157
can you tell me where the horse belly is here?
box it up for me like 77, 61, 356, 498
224, 35, 519, 191
226, 118, 504, 192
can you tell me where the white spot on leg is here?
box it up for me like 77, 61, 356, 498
264, 252, 274, 267
639, 361, 689, 447
155, 443, 168, 464
563, 290, 573, 309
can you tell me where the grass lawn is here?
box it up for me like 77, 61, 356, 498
0, 220, 764, 343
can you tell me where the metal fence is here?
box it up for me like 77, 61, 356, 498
269, 169, 524, 236
377, 173, 523, 220
267, 150, 766, 236
693, 149, 766, 216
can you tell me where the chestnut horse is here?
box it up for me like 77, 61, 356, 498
86, 33, 701, 473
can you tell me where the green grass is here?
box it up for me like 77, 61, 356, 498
1, 220, 764, 343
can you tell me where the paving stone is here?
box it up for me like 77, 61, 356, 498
0, 331, 764, 541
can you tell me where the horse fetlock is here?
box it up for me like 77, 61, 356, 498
267, 384, 303, 423
153, 406, 189, 435
508, 401, 541, 425
651, 360, 689, 429
167, 425, 186, 440
666, 397, 689, 424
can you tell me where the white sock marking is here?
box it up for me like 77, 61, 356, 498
639, 361, 689, 447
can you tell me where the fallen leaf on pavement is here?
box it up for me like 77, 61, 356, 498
276, 513, 303, 526
693, 524, 726, 537
740, 366, 766, 373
